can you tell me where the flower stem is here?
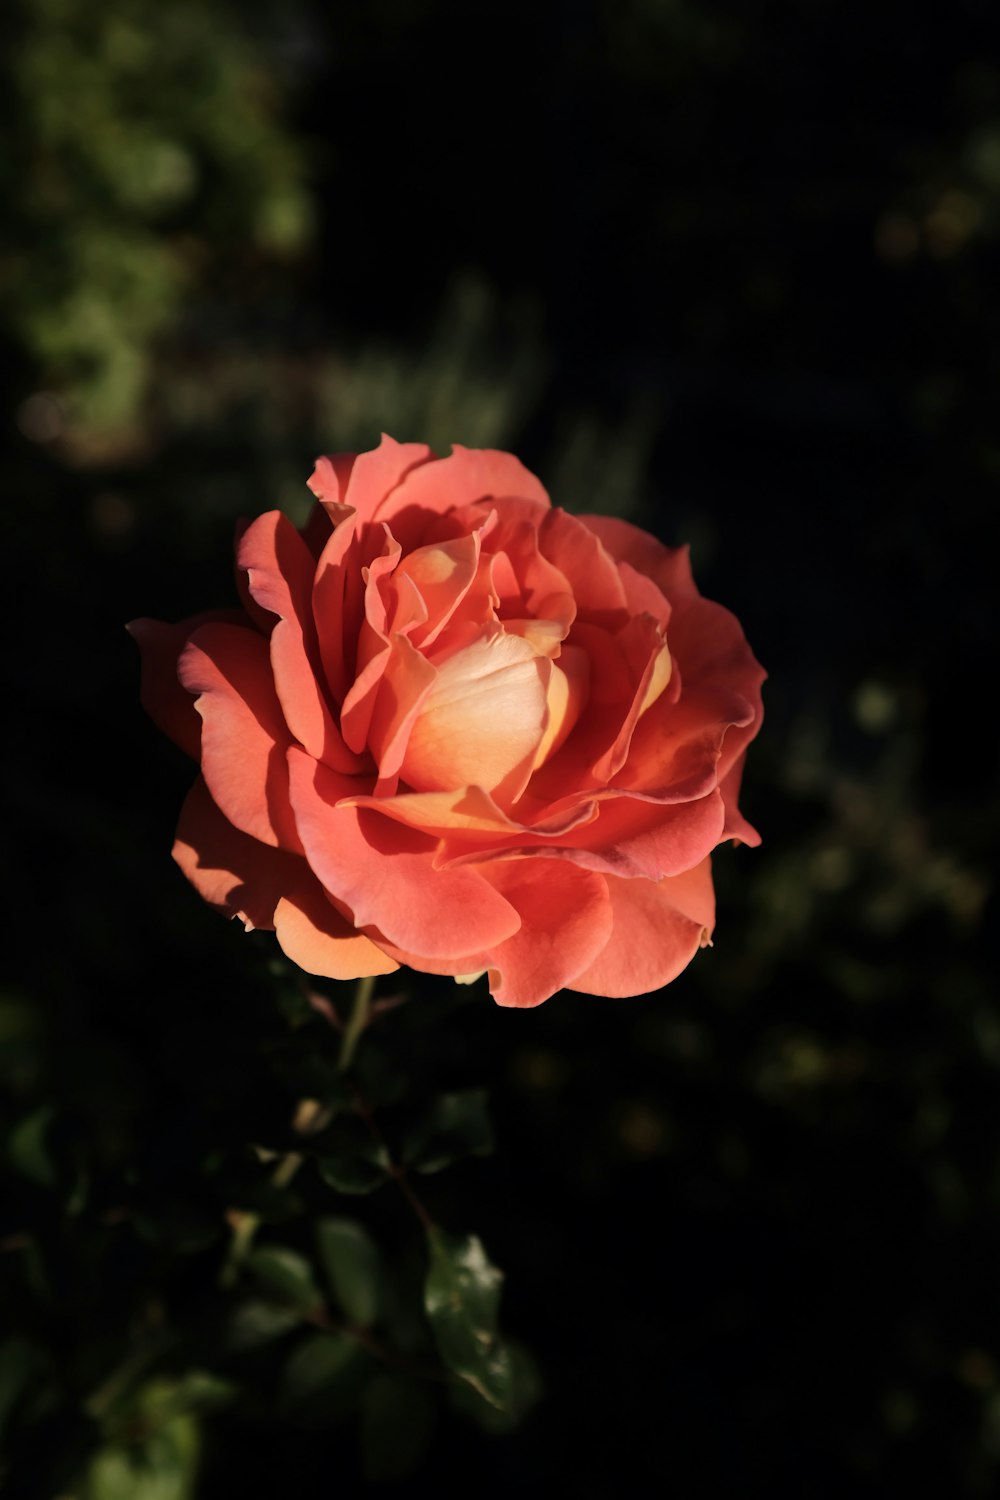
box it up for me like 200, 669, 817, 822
338, 972, 376, 1073
220, 975, 377, 1289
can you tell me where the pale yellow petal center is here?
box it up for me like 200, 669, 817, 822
400, 630, 551, 797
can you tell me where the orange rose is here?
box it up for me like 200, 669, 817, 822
129, 437, 764, 1007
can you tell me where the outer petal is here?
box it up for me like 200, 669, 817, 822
612, 682, 757, 800
478, 860, 613, 1008
528, 614, 668, 795
719, 751, 761, 847
576, 516, 699, 603
570, 858, 716, 997
287, 748, 522, 959
307, 451, 358, 521
581, 514, 766, 783
127, 610, 246, 759
237, 510, 362, 773
342, 435, 435, 526
179, 623, 303, 851
538, 508, 628, 624
549, 788, 726, 879
442, 788, 726, 882
173, 775, 304, 929
377, 446, 550, 550
274, 882, 399, 980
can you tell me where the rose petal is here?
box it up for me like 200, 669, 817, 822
719, 751, 761, 847
233, 518, 278, 635
342, 434, 435, 525
338, 526, 404, 754
617, 561, 672, 629
238, 510, 363, 773
312, 502, 405, 710
379, 446, 550, 551
179, 623, 303, 851
559, 788, 725, 879
577, 516, 699, 603
454, 788, 725, 882
343, 782, 599, 841
127, 610, 247, 759
287, 747, 522, 958
477, 860, 613, 1008
299, 500, 335, 559
397, 531, 482, 650
367, 635, 438, 792
570, 858, 716, 997
173, 775, 304, 929
400, 630, 551, 802
528, 615, 664, 792
311, 508, 361, 706
612, 681, 756, 799
274, 882, 399, 980
539, 508, 629, 624
481, 505, 576, 627
307, 451, 358, 521
580, 515, 766, 782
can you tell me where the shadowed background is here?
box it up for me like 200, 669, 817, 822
2, 0, 997, 1495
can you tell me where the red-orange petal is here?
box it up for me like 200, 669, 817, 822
273, 881, 399, 980
378, 446, 550, 551
719, 751, 761, 847
172, 774, 304, 929
576, 516, 699, 604
397, 531, 482, 650
342, 434, 435, 525
471, 788, 725, 882
570, 858, 716, 997
539, 508, 628, 624
179, 623, 302, 851
127, 610, 247, 760
612, 680, 756, 801
238, 510, 362, 773
307, 451, 358, 521
287, 748, 522, 958
477, 859, 613, 1008
367, 634, 437, 788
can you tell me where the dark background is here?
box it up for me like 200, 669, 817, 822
2, 0, 998, 1495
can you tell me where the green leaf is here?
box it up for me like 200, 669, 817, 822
140, 1371, 237, 1422
8, 1105, 58, 1188
449, 1339, 542, 1433
360, 1373, 436, 1483
84, 1411, 200, 1500
403, 1089, 494, 1175
316, 1116, 392, 1196
424, 1231, 513, 1411
224, 1299, 302, 1351
316, 1218, 381, 1327
278, 1332, 372, 1424
246, 1245, 323, 1312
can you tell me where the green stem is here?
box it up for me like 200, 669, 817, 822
338, 972, 376, 1073
219, 976, 377, 1288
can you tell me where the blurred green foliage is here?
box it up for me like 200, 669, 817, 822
0, 0, 311, 446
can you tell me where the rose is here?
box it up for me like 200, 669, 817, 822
129, 436, 764, 1007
